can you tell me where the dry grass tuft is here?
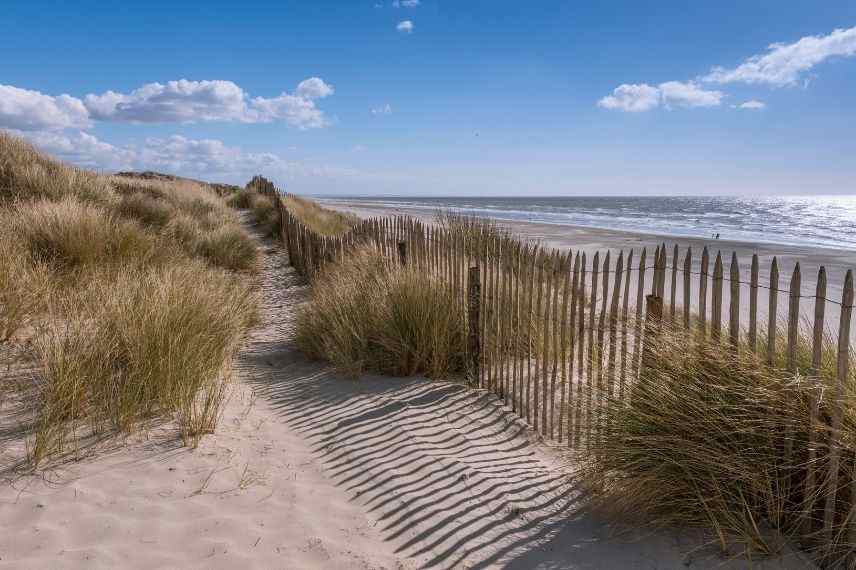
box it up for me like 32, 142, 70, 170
0, 131, 260, 466
0, 132, 114, 205
296, 246, 465, 378
283, 194, 356, 236
30, 263, 256, 463
580, 322, 856, 563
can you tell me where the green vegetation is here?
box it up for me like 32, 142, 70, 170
296, 246, 466, 378
283, 194, 356, 236
581, 322, 856, 563
0, 131, 258, 465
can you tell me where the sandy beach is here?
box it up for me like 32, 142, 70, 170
320, 199, 856, 341
0, 216, 816, 569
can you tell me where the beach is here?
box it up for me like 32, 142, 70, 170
320, 198, 856, 341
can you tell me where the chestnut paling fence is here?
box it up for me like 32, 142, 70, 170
258, 186, 855, 547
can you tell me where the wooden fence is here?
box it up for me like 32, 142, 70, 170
257, 186, 856, 548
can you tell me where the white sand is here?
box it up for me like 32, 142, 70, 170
0, 217, 815, 569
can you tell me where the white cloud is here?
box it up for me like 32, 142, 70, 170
14, 129, 134, 170
7, 127, 355, 183
82, 78, 334, 128
598, 84, 661, 112
0, 85, 90, 131
295, 77, 335, 99
598, 81, 723, 112
658, 81, 724, 108
393, 0, 420, 7
371, 103, 393, 115
738, 100, 766, 110
397, 20, 414, 33
704, 26, 856, 87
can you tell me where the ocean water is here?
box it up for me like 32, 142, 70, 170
319, 196, 856, 251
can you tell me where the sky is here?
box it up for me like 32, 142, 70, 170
1, 1, 855, 196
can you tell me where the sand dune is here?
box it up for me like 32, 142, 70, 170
0, 219, 814, 569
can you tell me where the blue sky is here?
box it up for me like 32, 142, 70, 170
1, 1, 855, 196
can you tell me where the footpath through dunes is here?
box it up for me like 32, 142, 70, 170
238, 215, 813, 569
0, 209, 814, 569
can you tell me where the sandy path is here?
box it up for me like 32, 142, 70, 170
0, 216, 814, 569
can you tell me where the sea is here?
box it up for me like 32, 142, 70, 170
317, 195, 856, 251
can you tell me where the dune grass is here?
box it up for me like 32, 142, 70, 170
0, 132, 259, 466
296, 246, 466, 378
580, 321, 856, 563
283, 194, 357, 236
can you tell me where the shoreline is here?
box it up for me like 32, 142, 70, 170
320, 198, 856, 340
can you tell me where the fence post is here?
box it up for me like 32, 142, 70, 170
397, 240, 407, 266
640, 294, 663, 379
467, 265, 482, 387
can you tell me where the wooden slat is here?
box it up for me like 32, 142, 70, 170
729, 252, 740, 348
565, 252, 580, 445
619, 250, 633, 400
803, 266, 826, 535
596, 251, 611, 404
607, 251, 624, 400
574, 253, 587, 447
711, 252, 723, 342
504, 242, 516, 406
632, 248, 647, 381
557, 251, 573, 443
532, 252, 546, 433
586, 252, 600, 445
683, 248, 692, 329
786, 263, 801, 372
511, 243, 522, 412
539, 253, 554, 435
525, 248, 538, 424
767, 257, 779, 365
699, 247, 709, 336
748, 254, 759, 352
824, 270, 853, 540
549, 253, 565, 438
670, 244, 678, 321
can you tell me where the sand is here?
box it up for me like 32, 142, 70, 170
321, 199, 856, 341
0, 216, 816, 569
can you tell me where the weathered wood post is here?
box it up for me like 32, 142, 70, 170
640, 294, 663, 380
397, 240, 407, 266
467, 265, 482, 387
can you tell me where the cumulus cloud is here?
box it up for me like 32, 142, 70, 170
295, 77, 335, 99
371, 103, 393, 115
0, 79, 336, 132
397, 20, 414, 33
0, 85, 90, 131
598, 81, 723, 112
83, 78, 335, 128
704, 26, 856, 87
14, 129, 134, 170
737, 100, 766, 110
6, 126, 358, 183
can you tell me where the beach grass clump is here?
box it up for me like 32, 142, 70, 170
0, 236, 49, 341
30, 262, 256, 463
0, 132, 114, 205
11, 198, 161, 270
296, 246, 466, 378
283, 194, 356, 236
0, 131, 259, 466
579, 322, 856, 562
